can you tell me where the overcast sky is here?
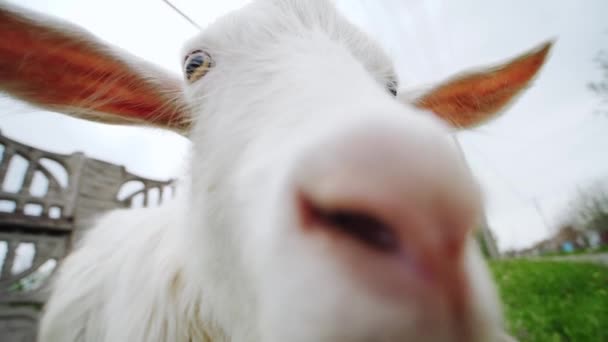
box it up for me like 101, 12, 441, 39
1, 0, 607, 251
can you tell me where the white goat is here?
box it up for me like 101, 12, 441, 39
0, 1, 551, 341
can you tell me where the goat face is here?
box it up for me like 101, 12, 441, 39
181, 1, 541, 341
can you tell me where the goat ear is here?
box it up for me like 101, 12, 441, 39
0, 3, 190, 134
409, 41, 553, 129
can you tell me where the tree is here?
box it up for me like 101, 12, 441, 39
475, 228, 491, 258
588, 50, 608, 113
475, 225, 500, 259
568, 182, 608, 233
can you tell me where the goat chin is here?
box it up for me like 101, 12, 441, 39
39, 199, 508, 342
39, 202, 185, 342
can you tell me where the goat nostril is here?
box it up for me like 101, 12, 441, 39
298, 193, 400, 253
321, 209, 400, 253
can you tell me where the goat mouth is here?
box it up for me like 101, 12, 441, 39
297, 192, 400, 254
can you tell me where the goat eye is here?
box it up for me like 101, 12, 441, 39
184, 50, 214, 83
387, 79, 398, 97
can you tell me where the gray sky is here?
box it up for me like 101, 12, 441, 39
1, 0, 607, 251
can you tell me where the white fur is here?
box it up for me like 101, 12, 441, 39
38, 0, 507, 341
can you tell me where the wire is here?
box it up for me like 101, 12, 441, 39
161, 0, 202, 30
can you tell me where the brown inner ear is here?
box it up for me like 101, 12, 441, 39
413, 41, 553, 128
0, 6, 189, 132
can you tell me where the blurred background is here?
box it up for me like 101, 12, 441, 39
0, 1, 607, 341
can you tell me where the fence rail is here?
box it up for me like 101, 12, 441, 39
0, 130, 174, 341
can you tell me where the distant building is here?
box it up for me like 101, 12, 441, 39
517, 224, 606, 256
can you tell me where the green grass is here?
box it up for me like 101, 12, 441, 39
489, 260, 608, 342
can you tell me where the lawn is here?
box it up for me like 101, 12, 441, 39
489, 259, 608, 342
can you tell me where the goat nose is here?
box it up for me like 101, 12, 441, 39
291, 120, 481, 293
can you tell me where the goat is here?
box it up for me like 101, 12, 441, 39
0, 1, 552, 341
